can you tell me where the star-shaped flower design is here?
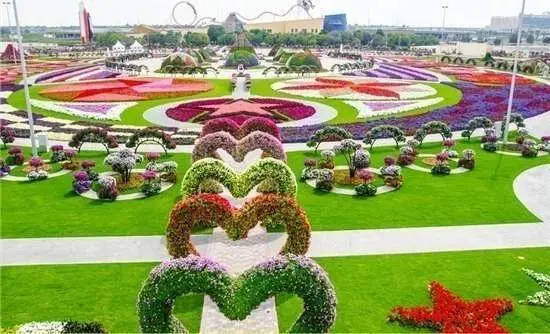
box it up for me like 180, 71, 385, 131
280, 77, 411, 99
520, 268, 550, 307
388, 281, 513, 333
206, 99, 283, 118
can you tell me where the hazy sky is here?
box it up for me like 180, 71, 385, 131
2, 0, 549, 28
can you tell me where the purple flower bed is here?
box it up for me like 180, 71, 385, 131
280, 82, 550, 143
79, 70, 121, 81
345, 64, 437, 81
35, 64, 97, 83
0, 83, 23, 92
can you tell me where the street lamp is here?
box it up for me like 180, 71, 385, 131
11, 0, 37, 156
441, 5, 448, 41
502, 0, 526, 143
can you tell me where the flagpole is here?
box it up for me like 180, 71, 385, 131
12, 0, 37, 156
502, 0, 526, 144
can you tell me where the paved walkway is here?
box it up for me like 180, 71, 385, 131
3, 222, 549, 266
513, 164, 550, 222
525, 110, 550, 138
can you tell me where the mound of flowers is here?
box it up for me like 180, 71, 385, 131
520, 268, 550, 307
180, 157, 296, 198
39, 77, 212, 102
455, 71, 536, 86
192, 131, 285, 162
137, 255, 336, 333
224, 50, 259, 67
286, 52, 322, 71
345, 63, 438, 81
11, 320, 107, 334
167, 193, 310, 257
388, 281, 513, 333
165, 98, 316, 125
200, 117, 281, 141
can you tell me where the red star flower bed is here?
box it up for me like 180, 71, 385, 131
165, 98, 316, 125
456, 72, 535, 86
388, 281, 513, 333
39, 77, 212, 102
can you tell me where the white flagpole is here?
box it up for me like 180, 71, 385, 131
502, 0, 526, 144
12, 0, 37, 156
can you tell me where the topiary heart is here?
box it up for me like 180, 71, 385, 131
167, 193, 311, 257
192, 130, 285, 162
137, 255, 337, 333
180, 157, 296, 198
200, 117, 281, 141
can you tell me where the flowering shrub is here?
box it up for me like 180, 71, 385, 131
167, 193, 310, 257
482, 134, 499, 152
145, 152, 161, 162
125, 127, 176, 155
147, 160, 179, 183
318, 150, 335, 169
137, 255, 336, 333
97, 175, 119, 200
0, 159, 10, 177
458, 149, 476, 170
6, 146, 24, 165
50, 145, 66, 163
180, 158, 296, 198
352, 149, 370, 170
414, 121, 452, 145
0, 124, 15, 148
333, 139, 362, 177
104, 149, 143, 183
431, 153, 451, 175
301, 159, 319, 180
201, 118, 240, 138
239, 117, 281, 140
60, 148, 79, 170
521, 139, 538, 158
307, 126, 353, 153
27, 170, 48, 181
461, 116, 493, 140
442, 139, 458, 158
355, 183, 377, 197
72, 170, 92, 194
388, 281, 513, 333
500, 113, 525, 138
80, 160, 98, 181
363, 125, 405, 149
519, 268, 550, 307
141, 170, 162, 197
28, 156, 45, 169
539, 136, 550, 152
69, 127, 118, 153
316, 168, 334, 191
192, 131, 285, 162
199, 178, 223, 193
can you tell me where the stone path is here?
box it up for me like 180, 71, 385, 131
232, 76, 251, 99
513, 164, 550, 222
3, 222, 549, 266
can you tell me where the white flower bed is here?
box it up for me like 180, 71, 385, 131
30, 99, 136, 121
6, 123, 51, 131
0, 113, 27, 123
345, 97, 443, 118
16, 321, 65, 334
39, 117, 75, 124
0, 104, 18, 113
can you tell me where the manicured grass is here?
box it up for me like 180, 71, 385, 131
250, 78, 462, 124
288, 138, 550, 231
2, 248, 548, 332
2, 138, 549, 238
6, 79, 232, 126
277, 247, 550, 333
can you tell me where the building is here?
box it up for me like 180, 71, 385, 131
224, 13, 245, 33
489, 13, 550, 31
244, 17, 323, 34
78, 1, 93, 44
323, 14, 347, 32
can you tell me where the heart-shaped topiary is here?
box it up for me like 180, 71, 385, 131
200, 117, 281, 141
137, 255, 337, 333
167, 193, 311, 257
192, 130, 285, 162
180, 157, 296, 198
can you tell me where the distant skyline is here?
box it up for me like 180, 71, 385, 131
2, 0, 549, 28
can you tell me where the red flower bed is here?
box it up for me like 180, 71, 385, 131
39, 77, 212, 102
389, 281, 513, 333
456, 72, 535, 86
166, 98, 316, 125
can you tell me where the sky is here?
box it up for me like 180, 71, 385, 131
2, 0, 549, 28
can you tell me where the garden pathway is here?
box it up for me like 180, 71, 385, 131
3, 222, 549, 266
513, 164, 550, 222
525, 110, 550, 138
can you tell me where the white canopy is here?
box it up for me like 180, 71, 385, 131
130, 40, 144, 51
112, 40, 125, 52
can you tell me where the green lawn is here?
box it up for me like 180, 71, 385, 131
2, 248, 548, 333
2, 138, 549, 238
6, 79, 232, 126
250, 79, 462, 124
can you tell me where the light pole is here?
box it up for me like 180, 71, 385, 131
441, 5, 448, 42
502, 0, 526, 144
2, 1, 17, 63
11, 0, 37, 156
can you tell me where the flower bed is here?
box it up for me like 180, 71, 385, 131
200, 117, 281, 141
166, 98, 316, 125
345, 63, 439, 81
39, 77, 212, 102
137, 255, 336, 333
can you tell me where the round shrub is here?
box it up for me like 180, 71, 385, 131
137, 254, 336, 333
239, 117, 281, 141
363, 125, 406, 149
355, 183, 377, 197
201, 118, 240, 138
414, 121, 452, 145
315, 169, 334, 192
307, 126, 353, 153
286, 52, 322, 71
225, 50, 259, 67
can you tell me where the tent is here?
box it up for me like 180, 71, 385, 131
112, 40, 126, 53
129, 40, 144, 53
1, 43, 21, 62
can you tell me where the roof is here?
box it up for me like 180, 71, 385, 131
130, 40, 143, 49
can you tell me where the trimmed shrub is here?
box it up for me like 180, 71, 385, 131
363, 125, 405, 149
125, 127, 176, 155
137, 255, 336, 333
461, 117, 493, 140
307, 126, 353, 153
286, 52, 322, 71
69, 127, 118, 153
225, 50, 259, 67
414, 121, 452, 145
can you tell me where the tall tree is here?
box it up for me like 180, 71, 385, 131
207, 25, 225, 44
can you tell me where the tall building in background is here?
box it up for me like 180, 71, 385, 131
78, 1, 93, 44
323, 14, 347, 32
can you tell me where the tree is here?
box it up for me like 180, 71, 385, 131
207, 25, 225, 44
218, 33, 236, 46
184, 32, 209, 47
526, 34, 535, 44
